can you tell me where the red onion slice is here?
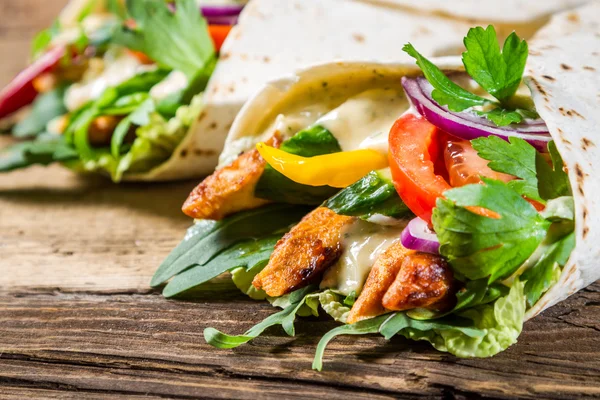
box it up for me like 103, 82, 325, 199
205, 14, 239, 25
200, 4, 244, 17
402, 77, 552, 152
0, 45, 65, 119
400, 217, 440, 254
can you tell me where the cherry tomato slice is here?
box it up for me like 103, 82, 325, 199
388, 113, 451, 223
444, 138, 514, 187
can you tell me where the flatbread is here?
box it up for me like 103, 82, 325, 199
523, 2, 600, 319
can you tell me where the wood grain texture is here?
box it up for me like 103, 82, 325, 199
0, 1, 599, 399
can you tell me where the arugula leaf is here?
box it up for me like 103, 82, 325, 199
312, 314, 391, 371
474, 108, 523, 126
462, 27, 528, 102
255, 125, 342, 204
324, 169, 411, 219
0, 134, 78, 172
205, 285, 318, 349
432, 179, 550, 282
13, 86, 67, 138
403, 43, 490, 112
471, 136, 543, 202
150, 204, 312, 287
110, 98, 155, 158
115, 0, 216, 80
163, 235, 279, 298
536, 141, 571, 200
522, 225, 575, 308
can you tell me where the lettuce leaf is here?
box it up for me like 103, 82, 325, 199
112, 93, 203, 180
318, 290, 351, 323
382, 280, 525, 358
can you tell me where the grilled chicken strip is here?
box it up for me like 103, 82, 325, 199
182, 134, 281, 220
346, 241, 414, 324
382, 252, 455, 312
253, 207, 354, 297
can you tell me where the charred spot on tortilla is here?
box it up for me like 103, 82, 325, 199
209, 122, 218, 130
575, 164, 585, 179
180, 149, 188, 158
567, 12, 581, 23
194, 149, 217, 157
542, 75, 555, 81
583, 66, 596, 71
561, 63, 572, 71
220, 52, 231, 60
581, 138, 595, 150
352, 33, 365, 43
583, 226, 590, 238
262, 56, 270, 63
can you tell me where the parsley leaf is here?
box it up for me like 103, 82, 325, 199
536, 141, 571, 200
432, 178, 550, 283
462, 26, 528, 102
114, 0, 216, 80
474, 108, 523, 126
471, 136, 543, 202
403, 43, 491, 112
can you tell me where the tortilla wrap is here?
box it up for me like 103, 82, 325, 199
523, 2, 600, 319
359, 0, 590, 24
127, 0, 583, 181
217, 3, 598, 321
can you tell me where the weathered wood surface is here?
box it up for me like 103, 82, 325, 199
1, 1, 599, 399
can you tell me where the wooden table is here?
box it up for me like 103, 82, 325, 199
1, 1, 599, 398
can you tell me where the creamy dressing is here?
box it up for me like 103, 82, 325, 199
150, 70, 189, 100
273, 104, 330, 138
317, 89, 408, 153
320, 220, 406, 296
65, 49, 156, 111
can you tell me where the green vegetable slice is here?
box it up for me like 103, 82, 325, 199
324, 169, 411, 219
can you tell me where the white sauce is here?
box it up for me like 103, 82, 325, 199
65, 49, 156, 111
150, 70, 188, 101
273, 104, 329, 139
317, 89, 407, 153
320, 220, 406, 296
218, 136, 258, 167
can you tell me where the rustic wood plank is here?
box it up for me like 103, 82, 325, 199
0, 164, 196, 293
0, 0, 68, 87
1, 284, 599, 399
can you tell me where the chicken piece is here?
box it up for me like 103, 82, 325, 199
182, 134, 281, 220
253, 207, 354, 297
382, 252, 455, 312
346, 241, 413, 324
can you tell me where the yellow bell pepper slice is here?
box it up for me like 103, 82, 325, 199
256, 143, 388, 188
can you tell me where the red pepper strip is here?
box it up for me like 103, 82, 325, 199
0, 46, 65, 119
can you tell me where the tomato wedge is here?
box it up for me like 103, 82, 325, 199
389, 113, 451, 223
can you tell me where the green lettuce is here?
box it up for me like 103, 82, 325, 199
113, 93, 203, 180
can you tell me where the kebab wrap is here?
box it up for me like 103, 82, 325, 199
152, 3, 599, 369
